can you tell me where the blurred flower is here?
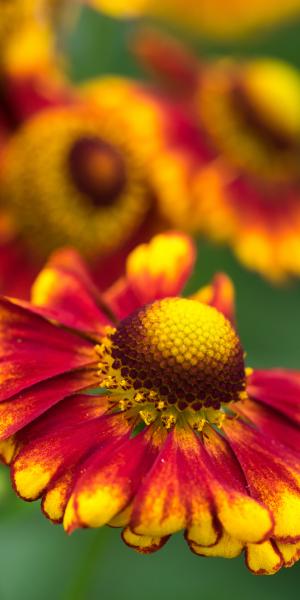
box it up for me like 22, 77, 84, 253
134, 29, 300, 281
0, 5, 73, 129
87, 0, 300, 39
0, 232, 300, 574
0, 101, 162, 295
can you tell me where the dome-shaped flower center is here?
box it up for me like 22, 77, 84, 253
69, 137, 127, 207
97, 298, 246, 424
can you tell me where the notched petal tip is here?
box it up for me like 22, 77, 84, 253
122, 526, 170, 554
189, 531, 243, 559
245, 540, 283, 575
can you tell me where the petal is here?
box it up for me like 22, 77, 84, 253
104, 232, 196, 319
224, 418, 300, 541
190, 532, 243, 559
130, 425, 219, 544
0, 298, 96, 402
64, 423, 165, 532
12, 409, 129, 501
235, 397, 300, 455
0, 436, 18, 464
122, 526, 170, 554
132, 27, 199, 96
245, 541, 283, 575
0, 370, 98, 439
42, 470, 75, 523
191, 273, 236, 325
276, 540, 300, 567
31, 248, 115, 334
247, 369, 300, 425
203, 426, 274, 544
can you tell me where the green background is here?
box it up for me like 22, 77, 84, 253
1, 6, 300, 599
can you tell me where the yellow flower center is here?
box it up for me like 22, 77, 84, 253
97, 298, 246, 429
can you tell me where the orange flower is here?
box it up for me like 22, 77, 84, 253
0, 232, 300, 574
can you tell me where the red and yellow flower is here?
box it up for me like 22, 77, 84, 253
0, 232, 300, 574
133, 30, 300, 281
0, 72, 207, 298
87, 0, 300, 39
0, 19, 198, 299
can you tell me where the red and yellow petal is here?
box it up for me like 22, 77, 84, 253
203, 426, 274, 544
31, 248, 114, 335
0, 297, 96, 402
247, 369, 300, 425
276, 540, 300, 568
122, 526, 170, 554
63, 423, 166, 533
11, 409, 130, 502
42, 469, 76, 523
191, 273, 236, 325
190, 532, 243, 559
0, 435, 18, 464
0, 369, 98, 440
130, 425, 219, 544
223, 419, 300, 541
104, 232, 196, 319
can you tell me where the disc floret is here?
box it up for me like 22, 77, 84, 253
96, 298, 246, 429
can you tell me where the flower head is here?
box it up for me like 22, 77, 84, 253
1, 232, 300, 574
0, 103, 153, 264
133, 31, 300, 281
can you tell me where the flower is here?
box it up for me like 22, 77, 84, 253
133, 30, 300, 281
195, 58, 300, 281
0, 97, 164, 296
0, 5, 73, 129
0, 73, 205, 298
0, 231, 300, 575
88, 0, 300, 39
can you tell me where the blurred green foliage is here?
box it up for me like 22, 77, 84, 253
1, 6, 300, 599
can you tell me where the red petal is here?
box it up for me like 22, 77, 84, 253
236, 397, 300, 455
31, 248, 115, 334
247, 369, 300, 425
132, 28, 199, 96
0, 297, 96, 401
0, 369, 98, 439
